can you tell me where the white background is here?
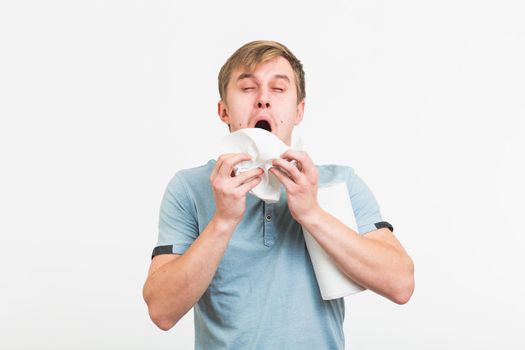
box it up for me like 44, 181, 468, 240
1, 1, 524, 349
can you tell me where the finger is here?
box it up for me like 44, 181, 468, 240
269, 166, 297, 192
231, 167, 264, 187
236, 174, 263, 194
281, 150, 316, 178
218, 153, 253, 178
272, 158, 303, 183
211, 153, 236, 179
280, 150, 314, 176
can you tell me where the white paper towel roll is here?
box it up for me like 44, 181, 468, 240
303, 182, 366, 300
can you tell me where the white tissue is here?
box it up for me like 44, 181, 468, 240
218, 128, 297, 203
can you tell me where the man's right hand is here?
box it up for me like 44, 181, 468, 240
210, 153, 264, 226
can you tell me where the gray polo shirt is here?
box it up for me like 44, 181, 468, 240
152, 159, 393, 349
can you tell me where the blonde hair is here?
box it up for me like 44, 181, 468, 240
218, 40, 305, 104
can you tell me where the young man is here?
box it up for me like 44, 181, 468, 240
143, 40, 414, 349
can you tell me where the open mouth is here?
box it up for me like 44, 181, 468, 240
254, 120, 272, 132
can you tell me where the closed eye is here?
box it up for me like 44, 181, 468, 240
243, 87, 256, 91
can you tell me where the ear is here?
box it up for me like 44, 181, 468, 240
218, 100, 230, 125
294, 99, 305, 125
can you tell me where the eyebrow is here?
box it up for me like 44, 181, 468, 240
236, 73, 291, 83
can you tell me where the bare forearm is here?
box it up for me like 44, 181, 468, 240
301, 209, 414, 304
143, 217, 236, 329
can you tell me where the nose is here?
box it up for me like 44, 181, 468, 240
256, 89, 271, 109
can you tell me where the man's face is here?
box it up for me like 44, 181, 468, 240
218, 56, 305, 146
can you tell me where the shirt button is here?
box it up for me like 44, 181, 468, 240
266, 214, 272, 221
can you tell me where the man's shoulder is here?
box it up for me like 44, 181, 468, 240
167, 159, 215, 193
176, 159, 215, 178
316, 163, 356, 186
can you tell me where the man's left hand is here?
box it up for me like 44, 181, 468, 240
269, 150, 321, 224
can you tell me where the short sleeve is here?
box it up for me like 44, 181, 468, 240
346, 168, 394, 235
152, 173, 199, 258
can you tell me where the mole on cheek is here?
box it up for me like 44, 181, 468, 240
239, 123, 242, 127
280, 120, 283, 124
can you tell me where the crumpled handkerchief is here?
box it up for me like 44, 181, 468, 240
218, 128, 302, 203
